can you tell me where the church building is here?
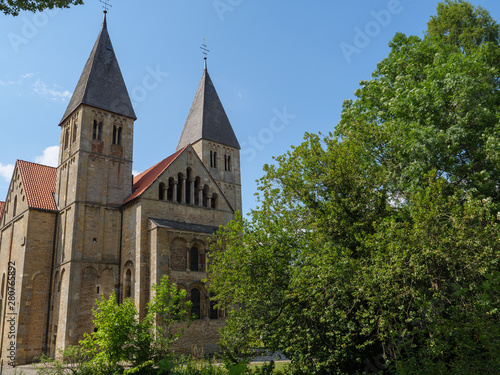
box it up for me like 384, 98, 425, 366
0, 12, 241, 365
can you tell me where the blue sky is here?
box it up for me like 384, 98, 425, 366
1, 0, 499, 214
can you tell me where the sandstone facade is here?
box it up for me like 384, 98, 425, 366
0, 13, 240, 365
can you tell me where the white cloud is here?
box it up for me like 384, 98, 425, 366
0, 72, 35, 86
35, 146, 59, 167
0, 163, 15, 182
32, 79, 71, 101
132, 170, 142, 177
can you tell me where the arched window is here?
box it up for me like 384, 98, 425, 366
177, 173, 184, 203
117, 127, 122, 145
112, 126, 122, 145
194, 177, 201, 206
203, 185, 209, 207
210, 292, 218, 319
72, 122, 77, 143
64, 128, 70, 149
185, 168, 192, 204
124, 269, 132, 299
191, 288, 201, 319
93, 121, 103, 141
12, 195, 17, 217
190, 247, 199, 271
211, 193, 218, 209
167, 178, 175, 201
98, 121, 103, 141
224, 155, 231, 171
159, 182, 166, 201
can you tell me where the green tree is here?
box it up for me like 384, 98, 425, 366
1, 0, 83, 16
427, 0, 499, 53
209, 2, 500, 374
76, 275, 191, 374
337, 2, 500, 206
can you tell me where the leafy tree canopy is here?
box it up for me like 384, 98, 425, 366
427, 0, 500, 53
1, 0, 83, 16
209, 2, 500, 374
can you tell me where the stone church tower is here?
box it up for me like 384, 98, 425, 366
0, 12, 241, 365
49, 12, 137, 353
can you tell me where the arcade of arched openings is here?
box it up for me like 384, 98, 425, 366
158, 168, 218, 209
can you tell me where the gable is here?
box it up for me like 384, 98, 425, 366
127, 145, 233, 212
18, 160, 57, 212
1, 160, 56, 226
123, 146, 186, 205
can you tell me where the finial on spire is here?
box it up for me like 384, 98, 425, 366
100, 0, 112, 13
200, 38, 209, 70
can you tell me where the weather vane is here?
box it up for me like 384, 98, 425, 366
100, 0, 112, 13
200, 38, 209, 60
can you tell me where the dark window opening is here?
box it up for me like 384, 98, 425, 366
194, 177, 201, 206
191, 288, 201, 319
211, 193, 218, 209
177, 173, 184, 203
112, 126, 122, 145
202, 185, 209, 207
190, 247, 199, 271
64, 128, 70, 149
125, 269, 132, 299
224, 155, 231, 171
117, 127, 122, 145
159, 182, 165, 200
186, 169, 192, 204
167, 178, 175, 201
12, 196, 17, 217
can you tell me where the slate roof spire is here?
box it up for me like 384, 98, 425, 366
60, 11, 136, 124
176, 65, 240, 151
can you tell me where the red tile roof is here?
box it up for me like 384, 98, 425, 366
17, 160, 57, 212
123, 147, 186, 205
0, 201, 4, 220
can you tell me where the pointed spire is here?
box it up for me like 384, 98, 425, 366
60, 12, 136, 125
176, 69, 240, 151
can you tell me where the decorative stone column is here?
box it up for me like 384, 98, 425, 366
197, 187, 203, 207
189, 179, 195, 205
180, 177, 186, 203
172, 180, 178, 202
